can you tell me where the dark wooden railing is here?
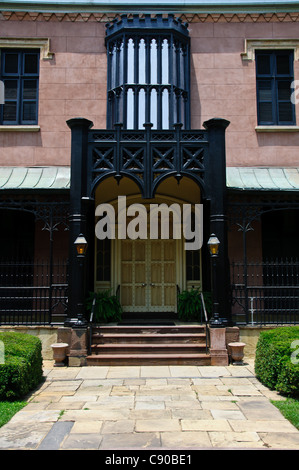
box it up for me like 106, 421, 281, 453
0, 259, 68, 325
231, 258, 299, 325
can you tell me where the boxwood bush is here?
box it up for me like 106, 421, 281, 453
0, 332, 43, 400
255, 326, 299, 397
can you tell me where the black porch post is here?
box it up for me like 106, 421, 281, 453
203, 118, 232, 325
65, 117, 93, 327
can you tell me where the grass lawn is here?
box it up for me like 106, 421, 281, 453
0, 401, 27, 428
271, 398, 299, 430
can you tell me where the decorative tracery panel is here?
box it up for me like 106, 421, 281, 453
88, 125, 207, 198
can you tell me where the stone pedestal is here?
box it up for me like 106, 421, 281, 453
51, 343, 69, 367
209, 327, 229, 366
68, 328, 88, 366
228, 342, 246, 365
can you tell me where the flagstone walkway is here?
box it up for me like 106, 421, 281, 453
0, 359, 298, 450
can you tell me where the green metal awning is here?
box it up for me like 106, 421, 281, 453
226, 167, 299, 191
0, 166, 70, 190
0, 166, 299, 191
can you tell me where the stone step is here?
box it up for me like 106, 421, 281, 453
92, 333, 206, 344
87, 323, 210, 366
90, 343, 208, 355
86, 353, 211, 366
92, 325, 206, 335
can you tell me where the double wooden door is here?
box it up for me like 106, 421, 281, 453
121, 239, 176, 312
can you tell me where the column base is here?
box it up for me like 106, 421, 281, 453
210, 349, 229, 366
209, 327, 229, 366
68, 327, 88, 367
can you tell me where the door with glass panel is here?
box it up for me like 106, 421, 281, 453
121, 239, 176, 312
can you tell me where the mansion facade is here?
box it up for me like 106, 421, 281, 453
0, 1, 299, 363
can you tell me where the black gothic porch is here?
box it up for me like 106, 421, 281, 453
65, 117, 231, 327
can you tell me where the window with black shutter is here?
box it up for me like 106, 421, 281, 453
256, 50, 295, 125
0, 49, 39, 125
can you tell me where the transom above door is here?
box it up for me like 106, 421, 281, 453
120, 239, 176, 312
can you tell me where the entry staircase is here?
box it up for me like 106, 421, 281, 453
86, 321, 211, 366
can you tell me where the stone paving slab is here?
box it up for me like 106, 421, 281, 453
237, 399, 288, 421
0, 421, 54, 450
210, 409, 246, 420
208, 431, 263, 449
71, 420, 103, 433
181, 419, 232, 432
229, 420, 298, 433
38, 421, 74, 450
136, 418, 181, 433
0, 360, 298, 450
61, 432, 103, 450
99, 432, 161, 450
259, 432, 299, 449
161, 431, 212, 449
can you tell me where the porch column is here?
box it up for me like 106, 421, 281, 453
65, 118, 93, 328
203, 118, 232, 325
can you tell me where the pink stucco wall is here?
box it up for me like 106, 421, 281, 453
0, 16, 298, 168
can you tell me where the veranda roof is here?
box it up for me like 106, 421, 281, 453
0, 166, 70, 190
226, 167, 299, 191
0, 166, 299, 191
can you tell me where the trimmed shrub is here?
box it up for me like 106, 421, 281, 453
0, 332, 43, 400
255, 327, 299, 397
86, 290, 122, 323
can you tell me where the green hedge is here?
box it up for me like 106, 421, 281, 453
0, 332, 43, 400
255, 326, 299, 397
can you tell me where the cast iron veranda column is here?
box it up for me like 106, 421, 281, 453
65, 117, 93, 327
203, 118, 232, 325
